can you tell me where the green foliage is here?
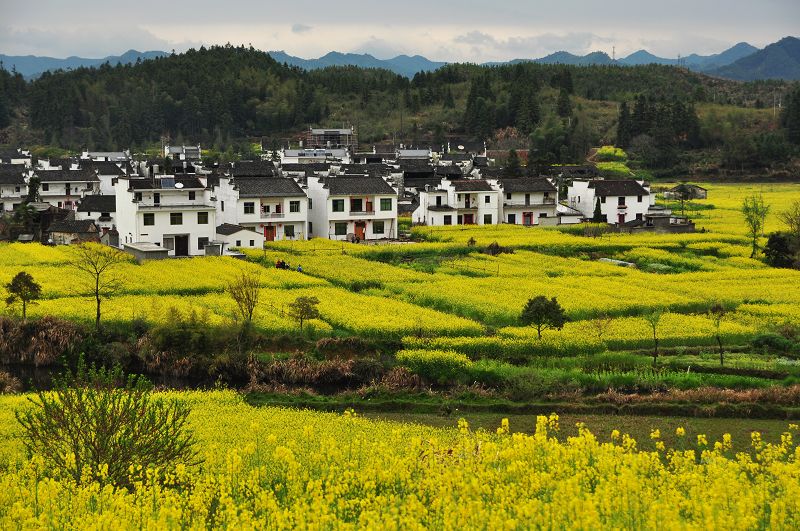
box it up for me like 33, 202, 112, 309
15, 360, 199, 488
4, 271, 41, 320
782, 85, 800, 145
520, 296, 568, 339
741, 195, 770, 258
288, 296, 321, 331
595, 145, 628, 162
396, 349, 472, 384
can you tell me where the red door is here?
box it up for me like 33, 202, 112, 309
264, 225, 276, 241
354, 222, 366, 240
523, 212, 533, 226
463, 214, 475, 225
617, 214, 625, 225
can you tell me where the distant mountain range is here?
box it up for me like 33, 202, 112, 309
2, 37, 799, 81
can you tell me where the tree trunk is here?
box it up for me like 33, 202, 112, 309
652, 335, 659, 366
717, 335, 724, 366
22, 300, 26, 321
95, 275, 101, 330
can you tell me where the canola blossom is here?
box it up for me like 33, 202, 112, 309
0, 391, 798, 529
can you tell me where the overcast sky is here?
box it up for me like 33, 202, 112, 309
2, 0, 798, 61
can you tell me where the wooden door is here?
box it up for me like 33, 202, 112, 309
264, 225, 276, 242
175, 235, 189, 256
354, 222, 366, 240
618, 214, 625, 225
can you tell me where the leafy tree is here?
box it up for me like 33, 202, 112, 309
643, 310, 663, 365
741, 195, 770, 258
25, 176, 40, 203
16, 361, 199, 488
69, 243, 129, 329
708, 303, 727, 366
782, 86, 800, 144
592, 197, 605, 222
556, 88, 572, 118
288, 296, 320, 332
506, 149, 522, 176
590, 314, 614, 344
778, 199, 800, 239
226, 271, 260, 324
520, 296, 568, 339
5, 271, 41, 320
764, 232, 798, 269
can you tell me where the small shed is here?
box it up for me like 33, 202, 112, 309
123, 242, 169, 262
215, 223, 265, 250
48, 219, 100, 245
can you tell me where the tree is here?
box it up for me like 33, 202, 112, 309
778, 199, 800, 239
708, 303, 727, 366
69, 243, 129, 329
556, 88, 572, 118
590, 314, 614, 344
616, 101, 632, 148
592, 197, 605, 223
520, 296, 568, 339
741, 195, 770, 258
16, 361, 199, 488
5, 271, 41, 321
287, 296, 320, 332
764, 232, 799, 269
643, 310, 663, 365
226, 271, 260, 323
506, 149, 522, 176
25, 175, 40, 203
782, 85, 800, 145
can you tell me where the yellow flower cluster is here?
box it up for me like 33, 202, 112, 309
0, 391, 797, 529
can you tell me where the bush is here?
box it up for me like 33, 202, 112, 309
402, 336, 604, 363
0, 316, 82, 366
752, 333, 796, 355
595, 146, 628, 162
0, 371, 22, 394
15, 362, 199, 488
396, 349, 472, 384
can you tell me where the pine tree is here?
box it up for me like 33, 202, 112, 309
557, 89, 572, 118
506, 149, 522, 176
782, 86, 800, 145
617, 101, 632, 148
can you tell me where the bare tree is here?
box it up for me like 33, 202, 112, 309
226, 271, 261, 324
778, 199, 800, 239
69, 243, 129, 329
590, 313, 614, 344
708, 302, 727, 366
741, 195, 770, 258
643, 310, 663, 366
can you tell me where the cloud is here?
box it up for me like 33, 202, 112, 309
453, 30, 615, 61
351, 37, 405, 59
291, 23, 312, 34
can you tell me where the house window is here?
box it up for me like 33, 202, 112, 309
636, 213, 643, 220
506, 193, 512, 200
249, 240, 255, 247
308, 198, 313, 209
285, 225, 295, 238
508, 213, 516, 224
484, 195, 491, 204
221, 200, 225, 212
42, 183, 49, 191
373, 221, 385, 234
143, 213, 155, 226
197, 211, 208, 224
134, 192, 142, 202
163, 236, 174, 250
308, 222, 313, 233
334, 222, 347, 236
290, 200, 300, 213
350, 198, 363, 212
436, 196, 442, 206
14, 186, 20, 193
600, 197, 606, 204
457, 215, 463, 224
154, 193, 160, 205
244, 202, 255, 214
618, 197, 626, 206
189, 191, 196, 200
483, 214, 492, 224
235, 240, 241, 247
198, 237, 209, 249
637, 195, 643, 202
443, 215, 452, 225
170, 212, 182, 225
332, 199, 345, 212
380, 198, 392, 211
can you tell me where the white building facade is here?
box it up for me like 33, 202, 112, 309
307, 176, 398, 240
413, 178, 500, 226
566, 179, 653, 224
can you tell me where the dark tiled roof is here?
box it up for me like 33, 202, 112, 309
231, 160, 278, 177
398, 160, 432, 171
36, 168, 99, 182
0, 164, 26, 184
216, 223, 257, 236
234, 177, 306, 198
440, 153, 472, 162
589, 180, 650, 197
48, 219, 98, 234
325, 177, 396, 195
435, 166, 463, 178
46, 158, 74, 170
77, 195, 116, 213
404, 177, 443, 190
281, 163, 331, 172
128, 176, 205, 190
428, 205, 456, 212
450, 180, 494, 192
82, 161, 124, 176
501, 178, 556, 193
669, 183, 707, 192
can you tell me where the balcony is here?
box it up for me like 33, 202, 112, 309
349, 209, 375, 216
504, 198, 556, 207
137, 202, 214, 210
261, 212, 285, 219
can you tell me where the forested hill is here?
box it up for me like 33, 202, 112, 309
0, 45, 797, 168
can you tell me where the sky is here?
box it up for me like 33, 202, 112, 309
1, 0, 798, 61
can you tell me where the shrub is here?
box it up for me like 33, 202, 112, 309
0, 371, 21, 394
15, 362, 199, 488
402, 336, 604, 363
752, 333, 796, 355
396, 349, 472, 384
0, 316, 82, 366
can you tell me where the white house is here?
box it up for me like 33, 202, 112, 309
82, 160, 127, 195
0, 164, 28, 212
80, 149, 131, 162
499, 177, 558, 226
281, 148, 351, 165
165, 145, 202, 163
0, 148, 32, 167
413, 178, 500, 226
76, 195, 117, 232
215, 176, 308, 241
35, 168, 100, 210
566, 179, 653, 225
215, 223, 266, 250
115, 175, 216, 257
306, 176, 398, 240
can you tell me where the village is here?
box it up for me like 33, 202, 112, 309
0, 127, 700, 257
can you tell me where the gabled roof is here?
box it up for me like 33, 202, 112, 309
589, 180, 649, 197
48, 219, 98, 234
231, 160, 278, 177
450, 179, 494, 192
216, 223, 258, 236
501, 178, 556, 193
440, 153, 473, 162
234, 177, 306, 198
36, 168, 99, 182
669, 183, 707, 192
324, 177, 396, 196
82, 160, 125, 176
435, 166, 463, 178
77, 195, 116, 213
0, 164, 27, 185
127, 176, 205, 190
281, 163, 331, 172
